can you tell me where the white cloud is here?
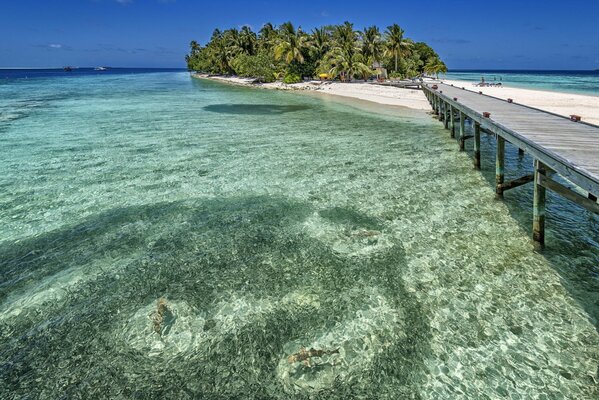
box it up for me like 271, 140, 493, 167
49, 44, 62, 49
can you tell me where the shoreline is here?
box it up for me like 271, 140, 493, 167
192, 73, 599, 125
191, 73, 432, 111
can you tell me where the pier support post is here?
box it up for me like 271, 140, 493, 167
444, 104, 449, 129
459, 112, 466, 150
533, 160, 546, 247
496, 136, 505, 196
474, 122, 481, 169
439, 101, 445, 121
450, 105, 455, 137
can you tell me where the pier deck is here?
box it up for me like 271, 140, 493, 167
422, 82, 599, 246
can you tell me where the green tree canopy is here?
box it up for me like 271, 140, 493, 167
186, 22, 445, 81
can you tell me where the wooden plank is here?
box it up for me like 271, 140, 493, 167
500, 174, 534, 191
538, 174, 599, 214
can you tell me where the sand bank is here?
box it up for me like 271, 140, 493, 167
192, 74, 431, 111
193, 74, 599, 125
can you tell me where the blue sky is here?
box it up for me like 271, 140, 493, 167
1, 0, 598, 69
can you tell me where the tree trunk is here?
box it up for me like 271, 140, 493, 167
394, 53, 398, 72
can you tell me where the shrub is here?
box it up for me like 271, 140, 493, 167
282, 73, 302, 84
231, 53, 276, 83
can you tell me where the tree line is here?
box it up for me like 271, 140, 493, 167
186, 22, 447, 83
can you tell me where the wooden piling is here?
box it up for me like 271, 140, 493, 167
459, 112, 466, 151
496, 136, 505, 196
474, 122, 481, 169
444, 103, 449, 129
450, 105, 455, 137
533, 160, 546, 247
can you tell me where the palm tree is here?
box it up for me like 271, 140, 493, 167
361, 26, 383, 64
333, 22, 357, 53
325, 22, 369, 81
323, 47, 372, 81
205, 31, 233, 73
239, 25, 257, 55
384, 24, 412, 72
189, 40, 201, 56
223, 28, 243, 59
310, 27, 330, 59
258, 23, 278, 51
424, 57, 448, 79
274, 22, 309, 65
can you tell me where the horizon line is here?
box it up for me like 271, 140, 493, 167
1, 67, 597, 72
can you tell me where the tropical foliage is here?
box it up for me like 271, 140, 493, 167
186, 22, 445, 82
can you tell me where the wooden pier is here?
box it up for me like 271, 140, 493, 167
422, 82, 599, 247
372, 80, 422, 89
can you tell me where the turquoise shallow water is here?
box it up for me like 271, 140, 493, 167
0, 71, 598, 398
444, 70, 599, 96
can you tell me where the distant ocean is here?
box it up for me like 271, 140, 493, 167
444, 70, 599, 96
0, 67, 185, 80
4, 68, 598, 96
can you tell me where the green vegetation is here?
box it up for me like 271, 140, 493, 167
186, 22, 446, 81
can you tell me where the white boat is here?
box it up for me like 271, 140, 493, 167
94, 67, 109, 71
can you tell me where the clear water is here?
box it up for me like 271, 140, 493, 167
444, 70, 599, 96
0, 71, 598, 399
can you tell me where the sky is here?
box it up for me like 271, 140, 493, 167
1, 0, 598, 70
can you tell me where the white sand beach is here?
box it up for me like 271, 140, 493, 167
194, 74, 599, 125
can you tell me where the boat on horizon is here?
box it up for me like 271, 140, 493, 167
94, 66, 109, 71
63, 66, 73, 72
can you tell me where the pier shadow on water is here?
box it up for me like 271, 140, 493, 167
203, 104, 311, 115
0, 195, 431, 399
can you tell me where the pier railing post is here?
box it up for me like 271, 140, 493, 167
496, 136, 505, 196
533, 159, 546, 247
474, 122, 481, 169
459, 112, 466, 151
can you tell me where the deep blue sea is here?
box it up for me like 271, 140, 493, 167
445, 70, 599, 95
0, 68, 597, 398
